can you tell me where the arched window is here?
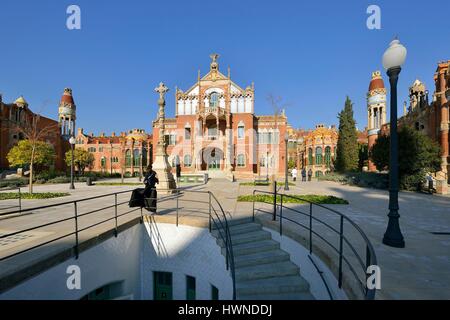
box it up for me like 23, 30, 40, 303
237, 154, 245, 167
315, 147, 323, 165
325, 147, 331, 168
209, 92, 219, 108
308, 148, 313, 165
133, 149, 140, 167
100, 157, 106, 168
142, 148, 148, 167
125, 150, 131, 167
184, 154, 192, 167
237, 122, 245, 139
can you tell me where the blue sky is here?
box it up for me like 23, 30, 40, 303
1, 0, 449, 134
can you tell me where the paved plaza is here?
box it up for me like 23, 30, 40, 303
1, 178, 449, 299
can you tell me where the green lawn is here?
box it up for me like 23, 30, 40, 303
237, 194, 349, 205
0, 192, 70, 200
240, 181, 296, 187
94, 182, 143, 186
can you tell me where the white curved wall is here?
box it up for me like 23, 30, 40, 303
0, 223, 232, 300
142, 222, 233, 300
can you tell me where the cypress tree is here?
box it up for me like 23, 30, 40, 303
335, 96, 359, 172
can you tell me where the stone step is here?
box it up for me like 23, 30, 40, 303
224, 239, 279, 257
237, 291, 315, 300
236, 275, 310, 296
216, 230, 271, 247
213, 222, 261, 237
235, 261, 299, 282
234, 250, 290, 268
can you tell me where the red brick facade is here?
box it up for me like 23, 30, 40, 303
75, 129, 153, 177
152, 55, 289, 179
0, 94, 68, 171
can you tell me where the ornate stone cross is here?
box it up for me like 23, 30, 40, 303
155, 82, 169, 101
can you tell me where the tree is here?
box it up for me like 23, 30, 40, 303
7, 140, 55, 188
288, 158, 296, 170
267, 94, 290, 182
6, 111, 59, 194
369, 126, 441, 190
335, 96, 359, 172
65, 148, 94, 175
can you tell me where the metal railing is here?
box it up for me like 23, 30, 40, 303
0, 190, 142, 262
0, 187, 22, 213
252, 182, 377, 300
144, 188, 236, 300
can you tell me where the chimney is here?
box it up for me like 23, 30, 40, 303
121, 132, 126, 137
77, 128, 84, 135
89, 132, 94, 137
111, 132, 116, 137
100, 132, 105, 137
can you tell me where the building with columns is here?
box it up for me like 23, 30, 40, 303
75, 129, 153, 177
367, 71, 387, 172
0, 91, 69, 171
294, 124, 339, 177
152, 54, 289, 179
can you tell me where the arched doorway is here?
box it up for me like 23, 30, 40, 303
201, 147, 223, 171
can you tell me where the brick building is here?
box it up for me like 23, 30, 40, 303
368, 60, 450, 194
75, 129, 153, 177
0, 92, 68, 171
152, 54, 290, 179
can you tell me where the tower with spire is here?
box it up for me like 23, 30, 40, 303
367, 71, 387, 171
58, 88, 76, 138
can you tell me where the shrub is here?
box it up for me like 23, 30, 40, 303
318, 172, 388, 190
0, 192, 70, 200
0, 178, 28, 189
237, 194, 349, 205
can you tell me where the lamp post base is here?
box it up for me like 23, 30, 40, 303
382, 211, 405, 248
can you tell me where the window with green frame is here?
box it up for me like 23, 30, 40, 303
315, 147, 323, 165
142, 148, 148, 167
186, 275, 196, 300
125, 150, 131, 167
100, 157, 106, 168
325, 146, 331, 168
133, 149, 140, 166
308, 148, 313, 165
237, 154, 245, 167
184, 154, 192, 167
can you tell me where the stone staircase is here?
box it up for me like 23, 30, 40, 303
212, 218, 314, 300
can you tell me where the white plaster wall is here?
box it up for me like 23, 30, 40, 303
142, 222, 233, 300
264, 227, 347, 300
0, 224, 142, 300
1, 223, 233, 300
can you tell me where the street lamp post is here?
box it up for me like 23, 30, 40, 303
284, 132, 289, 191
382, 38, 407, 248
69, 136, 76, 190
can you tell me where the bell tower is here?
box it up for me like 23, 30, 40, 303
58, 88, 76, 138
367, 71, 387, 171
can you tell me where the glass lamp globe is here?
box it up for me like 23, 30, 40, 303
69, 137, 76, 145
382, 38, 407, 70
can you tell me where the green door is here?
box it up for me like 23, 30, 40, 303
154, 272, 173, 300
186, 276, 196, 300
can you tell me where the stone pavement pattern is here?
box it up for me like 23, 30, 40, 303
1, 178, 450, 299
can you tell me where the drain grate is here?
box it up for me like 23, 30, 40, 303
0, 233, 34, 247
430, 232, 450, 235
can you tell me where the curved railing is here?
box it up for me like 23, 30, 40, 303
145, 188, 236, 300
252, 184, 377, 300
0, 190, 142, 262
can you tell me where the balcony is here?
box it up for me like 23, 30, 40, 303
203, 106, 225, 117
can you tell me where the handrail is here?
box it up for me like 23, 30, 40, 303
252, 183, 377, 300
0, 190, 142, 262
144, 188, 236, 300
